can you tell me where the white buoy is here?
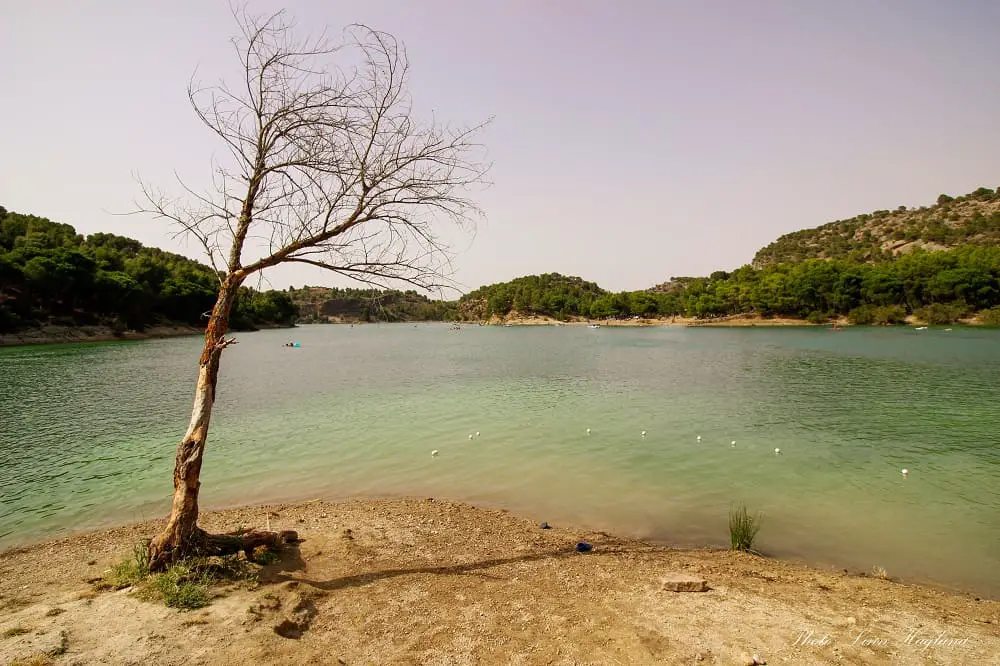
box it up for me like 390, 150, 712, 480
475, 431, 480, 437
731, 441, 736, 448
586, 428, 591, 435
431, 450, 439, 457
901, 468, 909, 476
731, 440, 736, 446
696, 435, 701, 441
774, 448, 781, 455
641, 430, 647, 437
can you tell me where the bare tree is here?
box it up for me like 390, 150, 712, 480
137, 9, 488, 570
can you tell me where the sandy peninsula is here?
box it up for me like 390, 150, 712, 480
1, 498, 996, 665
478, 314, 827, 327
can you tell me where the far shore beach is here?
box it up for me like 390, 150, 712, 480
480, 314, 823, 327
4, 314, 991, 347
1, 497, 996, 665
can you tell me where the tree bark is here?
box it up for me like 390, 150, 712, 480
148, 278, 240, 571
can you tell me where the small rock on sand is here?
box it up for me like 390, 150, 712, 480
660, 573, 708, 592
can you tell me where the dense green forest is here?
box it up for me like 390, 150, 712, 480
658, 245, 1000, 324
6, 184, 1000, 335
458, 246, 1000, 325
456, 187, 1000, 326
0, 207, 296, 334
291, 286, 457, 322
458, 274, 608, 320
753, 186, 1000, 267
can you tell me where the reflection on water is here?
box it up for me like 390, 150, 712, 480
1, 325, 998, 596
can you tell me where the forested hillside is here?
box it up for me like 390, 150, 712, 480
458, 247, 1000, 326
0, 207, 296, 334
7, 183, 1000, 335
457, 274, 610, 320
656, 246, 1000, 324
291, 286, 457, 322
753, 186, 1000, 267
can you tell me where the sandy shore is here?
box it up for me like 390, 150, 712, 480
0, 325, 204, 348
1, 498, 996, 665
477, 314, 827, 327
0, 323, 299, 348
477, 314, 991, 328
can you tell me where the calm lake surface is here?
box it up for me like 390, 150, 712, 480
1, 325, 998, 596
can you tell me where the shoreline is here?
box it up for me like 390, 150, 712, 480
1, 497, 997, 664
475, 314, 838, 327
3, 317, 991, 345
471, 313, 992, 327
2, 494, 993, 601
0, 324, 205, 348
2, 493, 993, 600
0, 323, 298, 348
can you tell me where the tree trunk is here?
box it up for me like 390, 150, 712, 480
148, 279, 240, 571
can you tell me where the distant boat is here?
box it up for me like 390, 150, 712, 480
915, 326, 928, 331
587, 324, 601, 329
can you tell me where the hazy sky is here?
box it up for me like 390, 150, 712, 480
3, 1, 999, 293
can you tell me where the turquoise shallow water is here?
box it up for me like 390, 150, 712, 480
1, 324, 998, 596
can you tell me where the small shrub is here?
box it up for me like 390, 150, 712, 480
8, 655, 53, 666
979, 306, 1000, 327
97, 541, 262, 610
251, 546, 280, 566
142, 564, 211, 610
136, 555, 258, 610
914, 302, 968, 325
3, 626, 30, 638
851, 304, 907, 325
48, 630, 68, 656
806, 310, 832, 324
729, 503, 762, 552
872, 305, 907, 325
97, 540, 150, 590
872, 565, 889, 580
847, 305, 874, 325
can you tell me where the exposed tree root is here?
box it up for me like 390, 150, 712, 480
149, 527, 298, 572
204, 529, 300, 555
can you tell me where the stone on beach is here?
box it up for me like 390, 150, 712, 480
660, 573, 709, 592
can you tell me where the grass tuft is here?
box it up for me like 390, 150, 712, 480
8, 655, 53, 666
3, 626, 30, 638
96, 540, 150, 590
251, 545, 280, 566
141, 564, 211, 610
872, 565, 889, 580
96, 541, 265, 610
729, 503, 762, 552
48, 630, 68, 656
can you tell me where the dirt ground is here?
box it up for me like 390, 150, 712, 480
1, 498, 996, 665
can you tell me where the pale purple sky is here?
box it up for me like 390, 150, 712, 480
3, 1, 999, 293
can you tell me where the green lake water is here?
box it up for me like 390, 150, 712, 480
1, 325, 998, 596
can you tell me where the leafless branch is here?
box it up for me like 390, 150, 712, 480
134, 8, 489, 293
214, 336, 239, 350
